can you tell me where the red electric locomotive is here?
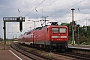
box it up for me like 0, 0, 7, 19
18, 22, 68, 51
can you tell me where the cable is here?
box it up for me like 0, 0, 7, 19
36, 0, 46, 8
48, 0, 85, 17
25, 0, 69, 17
46, 0, 57, 7
25, 0, 46, 17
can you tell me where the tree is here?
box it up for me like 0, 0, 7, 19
60, 22, 90, 45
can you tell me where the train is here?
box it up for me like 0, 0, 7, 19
18, 22, 68, 51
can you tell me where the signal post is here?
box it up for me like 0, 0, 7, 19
71, 8, 75, 45
3, 17, 25, 49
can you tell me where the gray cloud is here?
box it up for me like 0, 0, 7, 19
0, 0, 90, 38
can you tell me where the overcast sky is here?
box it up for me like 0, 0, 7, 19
0, 0, 90, 39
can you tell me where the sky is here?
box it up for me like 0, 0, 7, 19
0, 0, 90, 39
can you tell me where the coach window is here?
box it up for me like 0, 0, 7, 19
52, 28, 58, 33
59, 28, 66, 33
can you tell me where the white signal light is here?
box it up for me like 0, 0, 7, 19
61, 36, 67, 38
52, 36, 58, 38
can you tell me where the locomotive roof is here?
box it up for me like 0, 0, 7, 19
33, 25, 67, 30
47, 25, 68, 28
20, 25, 68, 36
34, 27, 42, 30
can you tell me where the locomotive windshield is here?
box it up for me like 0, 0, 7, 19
59, 28, 66, 33
52, 28, 66, 33
52, 28, 58, 33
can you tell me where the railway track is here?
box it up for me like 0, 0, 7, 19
52, 47, 90, 60
10, 42, 90, 60
55, 52, 90, 60
10, 42, 50, 60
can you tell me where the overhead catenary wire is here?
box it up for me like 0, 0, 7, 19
25, 0, 46, 17
25, 0, 86, 22
35, 0, 58, 18
31, 0, 85, 19
25, 0, 83, 18
45, 0, 57, 7
47, 0, 85, 18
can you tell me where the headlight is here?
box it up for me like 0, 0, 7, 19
52, 36, 67, 38
52, 36, 58, 38
61, 36, 67, 38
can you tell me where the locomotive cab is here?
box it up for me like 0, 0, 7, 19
48, 26, 68, 50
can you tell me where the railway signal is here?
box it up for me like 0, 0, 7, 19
20, 21, 22, 32
17, 17, 25, 32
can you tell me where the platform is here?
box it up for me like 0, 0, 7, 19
68, 44, 90, 50
0, 46, 31, 60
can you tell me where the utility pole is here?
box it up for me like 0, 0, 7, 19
86, 17, 87, 31
44, 17, 48, 26
71, 8, 75, 45
77, 25, 80, 45
29, 27, 31, 31
28, 20, 39, 29
33, 21, 39, 29
40, 16, 49, 26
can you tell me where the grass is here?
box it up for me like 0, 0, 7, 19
0, 40, 11, 46
21, 46, 56, 60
